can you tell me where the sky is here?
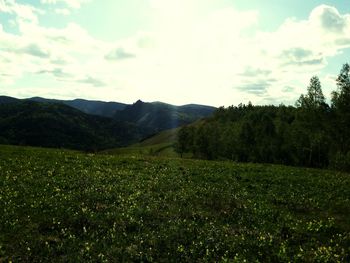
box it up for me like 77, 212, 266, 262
0, 0, 350, 107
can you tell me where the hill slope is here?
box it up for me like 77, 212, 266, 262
104, 128, 180, 157
0, 96, 19, 104
28, 97, 127, 118
114, 100, 216, 131
0, 101, 150, 150
1, 96, 216, 132
0, 96, 216, 150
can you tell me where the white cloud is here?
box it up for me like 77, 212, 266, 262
105, 48, 136, 61
1, 2, 350, 106
0, 0, 106, 89
55, 8, 70, 15
310, 5, 350, 33
41, 0, 90, 9
0, 0, 40, 23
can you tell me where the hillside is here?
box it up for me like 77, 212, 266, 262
0, 96, 19, 104
0, 145, 349, 261
114, 100, 216, 132
28, 97, 127, 118
0, 96, 216, 151
0, 101, 150, 150
1, 96, 216, 133
104, 128, 180, 157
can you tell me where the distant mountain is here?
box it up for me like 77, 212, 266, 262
0, 101, 150, 151
0, 96, 20, 104
28, 97, 127, 118
0, 96, 216, 150
114, 100, 216, 132
0, 96, 216, 131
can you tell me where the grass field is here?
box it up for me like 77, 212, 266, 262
0, 145, 349, 262
103, 128, 180, 158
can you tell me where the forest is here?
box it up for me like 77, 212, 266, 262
177, 63, 350, 171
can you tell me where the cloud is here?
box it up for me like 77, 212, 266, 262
55, 8, 70, 15
282, 86, 295, 93
283, 48, 313, 61
22, 43, 50, 58
240, 67, 272, 77
0, 0, 105, 89
335, 38, 350, 46
0, 0, 40, 23
310, 5, 349, 33
280, 47, 325, 67
78, 76, 106, 87
105, 48, 136, 61
40, 0, 90, 9
50, 57, 69, 65
1, 2, 350, 106
236, 81, 271, 96
38, 68, 72, 79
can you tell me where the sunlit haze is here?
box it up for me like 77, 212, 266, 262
1, 0, 350, 106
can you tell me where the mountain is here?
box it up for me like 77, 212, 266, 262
0, 96, 216, 150
0, 100, 150, 151
1, 96, 216, 131
0, 96, 20, 104
114, 100, 216, 132
28, 97, 127, 118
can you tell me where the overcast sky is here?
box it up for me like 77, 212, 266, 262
0, 0, 350, 106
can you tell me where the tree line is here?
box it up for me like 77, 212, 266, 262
176, 63, 350, 171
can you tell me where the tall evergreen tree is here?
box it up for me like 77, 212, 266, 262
331, 63, 350, 157
297, 76, 325, 109
294, 76, 329, 167
332, 63, 350, 110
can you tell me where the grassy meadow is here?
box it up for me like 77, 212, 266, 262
102, 128, 179, 158
0, 145, 349, 262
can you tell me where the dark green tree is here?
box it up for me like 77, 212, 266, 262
294, 76, 329, 167
330, 63, 350, 169
176, 126, 194, 158
332, 63, 350, 108
296, 76, 325, 109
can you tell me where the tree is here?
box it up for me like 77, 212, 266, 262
332, 63, 350, 110
331, 63, 350, 156
295, 76, 329, 167
176, 126, 193, 158
296, 76, 325, 109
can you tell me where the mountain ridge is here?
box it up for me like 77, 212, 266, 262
0, 96, 216, 116
0, 95, 216, 150
27, 96, 127, 118
0, 100, 151, 150
113, 99, 216, 132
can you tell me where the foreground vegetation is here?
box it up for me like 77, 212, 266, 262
0, 145, 349, 262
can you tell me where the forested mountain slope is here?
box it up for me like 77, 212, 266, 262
0, 101, 150, 150
114, 100, 216, 131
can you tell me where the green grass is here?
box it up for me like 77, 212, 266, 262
103, 128, 180, 157
135, 128, 179, 147
0, 145, 349, 262
103, 142, 178, 158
